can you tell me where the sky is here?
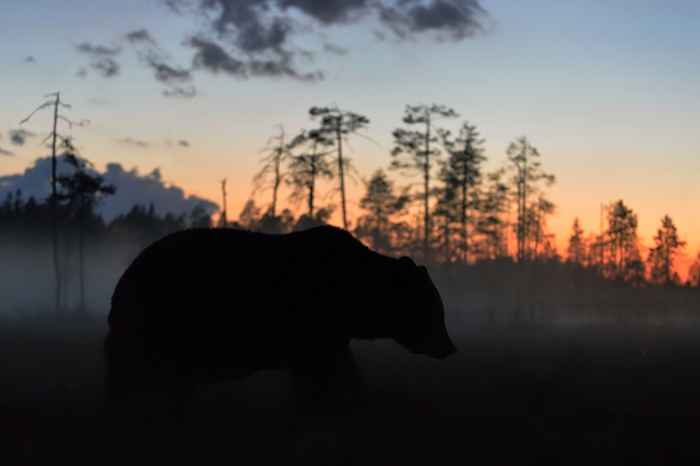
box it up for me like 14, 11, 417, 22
0, 0, 698, 270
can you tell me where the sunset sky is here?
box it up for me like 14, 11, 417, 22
1, 0, 698, 270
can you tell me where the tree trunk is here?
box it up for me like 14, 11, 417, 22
336, 122, 348, 230
51, 93, 61, 313
423, 116, 431, 262
462, 161, 468, 264
79, 199, 85, 314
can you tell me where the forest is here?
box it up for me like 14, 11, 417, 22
2, 101, 698, 319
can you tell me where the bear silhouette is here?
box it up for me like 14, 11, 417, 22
104, 225, 455, 419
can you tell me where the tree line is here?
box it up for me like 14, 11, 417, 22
4, 101, 699, 316
241, 104, 699, 288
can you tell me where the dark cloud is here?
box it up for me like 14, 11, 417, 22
24, 56, 36, 63
0, 157, 218, 220
178, 140, 191, 148
9, 129, 36, 147
92, 58, 120, 77
188, 36, 322, 81
162, 0, 486, 82
117, 137, 150, 149
125, 28, 157, 45
76, 42, 121, 56
76, 42, 122, 78
378, 0, 486, 40
189, 37, 246, 76
143, 50, 193, 84
126, 30, 197, 97
0, 147, 13, 157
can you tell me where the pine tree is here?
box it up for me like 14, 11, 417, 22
506, 137, 555, 262
439, 122, 486, 263
647, 215, 686, 286
567, 218, 586, 265
354, 170, 409, 254
606, 200, 643, 283
391, 104, 458, 261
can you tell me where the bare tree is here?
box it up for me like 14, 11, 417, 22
391, 104, 458, 261
253, 126, 293, 217
20, 92, 88, 312
309, 106, 370, 230
219, 179, 228, 227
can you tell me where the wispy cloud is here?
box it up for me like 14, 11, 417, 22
117, 137, 150, 149
75, 41, 122, 78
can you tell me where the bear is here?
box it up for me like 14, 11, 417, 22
103, 225, 456, 423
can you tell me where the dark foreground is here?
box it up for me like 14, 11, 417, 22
3, 314, 700, 465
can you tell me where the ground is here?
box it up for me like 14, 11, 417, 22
2, 313, 700, 465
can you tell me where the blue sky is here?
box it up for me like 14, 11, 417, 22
1, 0, 699, 260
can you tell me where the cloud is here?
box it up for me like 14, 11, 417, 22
125, 29, 198, 97
117, 137, 150, 149
143, 50, 193, 84
0, 157, 218, 220
24, 56, 36, 64
162, 86, 197, 98
178, 140, 191, 148
188, 36, 322, 81
9, 129, 36, 146
75, 41, 122, 78
378, 0, 486, 40
125, 28, 157, 45
0, 147, 14, 157
161, 1, 486, 82
76, 67, 88, 79
323, 42, 348, 56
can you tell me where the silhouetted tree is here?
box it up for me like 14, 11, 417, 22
354, 170, 409, 254
286, 129, 335, 218
605, 200, 644, 284
475, 169, 510, 260
20, 92, 88, 312
218, 179, 229, 227
391, 104, 458, 261
238, 199, 262, 231
55, 139, 115, 313
258, 208, 295, 234
253, 126, 293, 216
647, 215, 686, 286
526, 196, 556, 260
567, 218, 586, 265
293, 207, 334, 232
310, 106, 370, 230
439, 122, 486, 263
433, 179, 459, 263
688, 253, 700, 288
506, 137, 555, 262
189, 204, 213, 229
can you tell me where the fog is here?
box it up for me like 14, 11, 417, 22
2, 235, 700, 464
